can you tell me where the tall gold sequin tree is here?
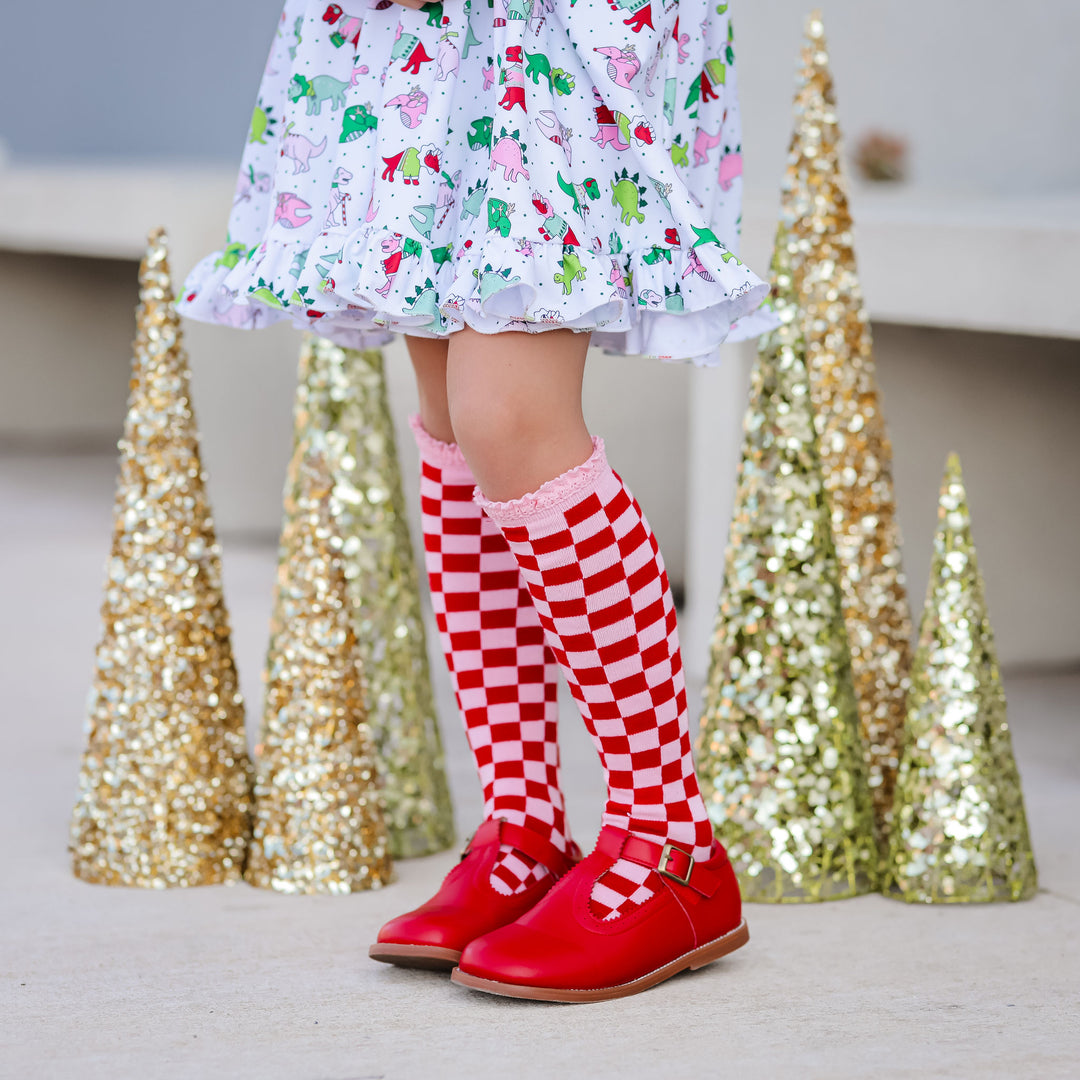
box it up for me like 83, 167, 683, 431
246, 438, 393, 893
70, 228, 253, 887
782, 11, 913, 842
696, 235, 878, 902
279, 336, 454, 858
885, 456, 1037, 903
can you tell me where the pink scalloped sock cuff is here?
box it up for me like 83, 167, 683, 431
408, 414, 474, 483
475, 438, 608, 529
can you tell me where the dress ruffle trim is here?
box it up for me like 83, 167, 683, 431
177, 223, 773, 363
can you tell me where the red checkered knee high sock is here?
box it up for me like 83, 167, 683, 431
411, 417, 569, 895
478, 438, 714, 919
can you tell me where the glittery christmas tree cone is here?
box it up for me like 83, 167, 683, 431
884, 456, 1037, 903
780, 10, 913, 843
696, 234, 878, 902
70, 228, 253, 887
246, 438, 393, 894
282, 336, 454, 859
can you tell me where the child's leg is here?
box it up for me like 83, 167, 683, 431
404, 336, 569, 892
447, 326, 713, 919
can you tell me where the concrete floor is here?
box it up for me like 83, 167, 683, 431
1, 450, 1078, 1080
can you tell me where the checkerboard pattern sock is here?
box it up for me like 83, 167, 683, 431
411, 417, 568, 895
478, 438, 715, 919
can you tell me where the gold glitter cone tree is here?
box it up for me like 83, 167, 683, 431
781, 11, 913, 841
282, 336, 454, 858
70, 228, 253, 887
696, 236, 878, 902
246, 439, 393, 893
885, 456, 1037, 902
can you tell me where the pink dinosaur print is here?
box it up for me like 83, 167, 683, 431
274, 192, 313, 228
386, 87, 429, 129
324, 167, 353, 227
608, 260, 632, 298
234, 166, 271, 205
672, 15, 690, 63
376, 233, 405, 298
535, 109, 573, 166
682, 246, 716, 282
717, 150, 743, 191
693, 127, 723, 166
594, 45, 640, 88
350, 63, 370, 87
436, 31, 460, 81
281, 126, 328, 173
482, 64, 495, 91
322, 4, 364, 49
490, 134, 530, 183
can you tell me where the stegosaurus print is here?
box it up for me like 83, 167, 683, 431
610, 168, 648, 225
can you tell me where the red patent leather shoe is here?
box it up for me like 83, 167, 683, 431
451, 825, 749, 1001
369, 818, 580, 971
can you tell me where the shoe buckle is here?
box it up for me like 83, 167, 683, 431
657, 842, 694, 887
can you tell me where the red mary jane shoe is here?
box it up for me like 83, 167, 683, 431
369, 818, 580, 971
451, 825, 749, 1002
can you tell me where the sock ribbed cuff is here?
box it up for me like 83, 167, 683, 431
408, 414, 474, 483
475, 437, 608, 528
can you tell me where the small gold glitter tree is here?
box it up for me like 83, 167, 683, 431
246, 438, 393, 894
782, 11, 913, 842
70, 228, 253, 887
286, 337, 454, 858
696, 233, 878, 902
884, 456, 1037, 903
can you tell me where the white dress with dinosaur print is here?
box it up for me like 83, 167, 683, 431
178, 0, 774, 365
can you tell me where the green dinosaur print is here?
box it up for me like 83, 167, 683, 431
524, 51, 576, 96
214, 239, 248, 270
611, 170, 647, 226
553, 248, 586, 295
664, 284, 684, 312
670, 135, 689, 168
468, 116, 494, 151
642, 245, 673, 266
691, 225, 721, 248
461, 20, 482, 60
506, 0, 530, 18
289, 74, 350, 116
248, 104, 275, 145
404, 278, 442, 325
557, 172, 600, 218
474, 263, 522, 302
249, 278, 287, 309
461, 180, 487, 220
424, 2, 444, 26
340, 103, 378, 142
431, 244, 454, 266
608, 230, 624, 255
487, 198, 514, 238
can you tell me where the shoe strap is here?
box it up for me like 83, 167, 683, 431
462, 818, 577, 877
595, 825, 724, 899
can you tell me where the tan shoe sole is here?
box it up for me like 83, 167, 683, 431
368, 943, 461, 971
450, 918, 749, 1003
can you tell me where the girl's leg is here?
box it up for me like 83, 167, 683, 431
448, 326, 714, 919
404, 335, 569, 893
